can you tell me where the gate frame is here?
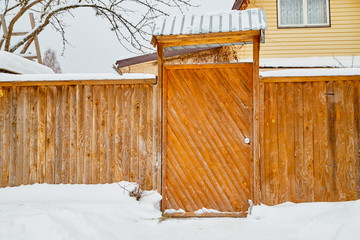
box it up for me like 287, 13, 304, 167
153, 30, 262, 215
162, 63, 254, 217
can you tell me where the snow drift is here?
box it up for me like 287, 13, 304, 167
0, 183, 359, 240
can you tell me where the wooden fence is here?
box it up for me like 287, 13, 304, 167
1, 71, 359, 209
0, 79, 161, 190
260, 76, 360, 205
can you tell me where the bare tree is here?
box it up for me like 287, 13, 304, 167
0, 0, 193, 54
42, 48, 62, 73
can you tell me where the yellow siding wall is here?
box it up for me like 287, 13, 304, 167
240, 0, 360, 58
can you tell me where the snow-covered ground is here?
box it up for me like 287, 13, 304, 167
0, 183, 359, 240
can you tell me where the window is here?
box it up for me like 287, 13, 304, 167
277, 0, 330, 28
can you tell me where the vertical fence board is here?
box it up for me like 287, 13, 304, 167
99, 86, 107, 184
145, 86, 153, 190
84, 85, 93, 184
313, 82, 331, 201
114, 85, 124, 182
76, 85, 85, 183
61, 86, 70, 184
285, 83, 296, 202
263, 83, 271, 204
130, 85, 140, 183
69, 86, 77, 184
55, 87, 62, 184
9, 87, 16, 186
23, 87, 31, 185
277, 83, 290, 203
294, 83, 306, 202
2, 88, 11, 187
343, 81, 356, 200
303, 82, 314, 202
37, 86, 46, 183
45, 86, 56, 184
123, 85, 131, 181
269, 83, 278, 205
15, 87, 24, 186
334, 81, 347, 201
92, 86, 100, 184
139, 86, 147, 189
327, 81, 337, 202
29, 87, 38, 184
106, 85, 115, 183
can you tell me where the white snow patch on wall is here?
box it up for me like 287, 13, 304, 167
0, 51, 54, 74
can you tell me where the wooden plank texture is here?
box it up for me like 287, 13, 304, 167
261, 77, 360, 205
0, 83, 159, 190
1, 74, 358, 208
163, 63, 253, 215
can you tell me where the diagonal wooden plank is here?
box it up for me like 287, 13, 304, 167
175, 69, 251, 162
214, 67, 252, 108
168, 140, 219, 210
168, 124, 220, 210
168, 85, 249, 211
167, 89, 234, 211
167, 112, 225, 210
189, 69, 251, 147
164, 64, 253, 214
169, 69, 251, 194
176, 69, 252, 196
197, 68, 251, 130
177, 69, 252, 173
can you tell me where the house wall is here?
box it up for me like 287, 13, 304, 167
238, 0, 360, 59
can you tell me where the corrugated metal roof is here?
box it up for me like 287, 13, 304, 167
152, 9, 267, 36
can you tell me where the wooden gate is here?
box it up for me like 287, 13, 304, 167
162, 63, 253, 216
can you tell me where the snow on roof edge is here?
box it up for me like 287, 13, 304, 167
0, 51, 54, 74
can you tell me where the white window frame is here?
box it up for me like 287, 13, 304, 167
277, 0, 330, 28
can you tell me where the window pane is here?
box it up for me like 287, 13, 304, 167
280, 0, 303, 26
307, 0, 328, 24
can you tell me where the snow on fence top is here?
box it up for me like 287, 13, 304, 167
0, 73, 156, 82
260, 68, 360, 78
152, 9, 267, 36
256, 56, 360, 68
0, 51, 54, 74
